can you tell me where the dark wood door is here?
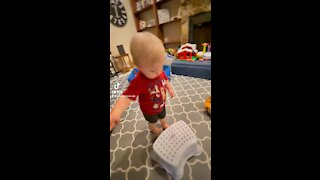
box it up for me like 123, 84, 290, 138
188, 12, 211, 51
193, 22, 211, 51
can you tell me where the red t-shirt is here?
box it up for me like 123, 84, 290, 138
122, 70, 168, 115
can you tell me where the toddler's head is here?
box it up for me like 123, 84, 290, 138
130, 32, 165, 79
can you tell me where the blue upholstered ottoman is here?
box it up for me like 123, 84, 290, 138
171, 60, 211, 80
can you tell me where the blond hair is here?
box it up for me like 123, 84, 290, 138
130, 32, 165, 67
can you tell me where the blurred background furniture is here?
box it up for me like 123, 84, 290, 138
110, 51, 119, 78
112, 45, 134, 73
171, 58, 211, 80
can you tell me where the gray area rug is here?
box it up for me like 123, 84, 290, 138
110, 73, 211, 180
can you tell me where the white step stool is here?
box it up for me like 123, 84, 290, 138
151, 121, 202, 180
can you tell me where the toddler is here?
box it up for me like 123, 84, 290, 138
110, 32, 174, 135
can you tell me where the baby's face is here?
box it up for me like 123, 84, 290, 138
139, 61, 163, 79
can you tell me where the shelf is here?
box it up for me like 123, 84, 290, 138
159, 18, 181, 26
164, 41, 181, 45
134, 4, 153, 15
137, 25, 157, 32
155, 0, 171, 6
130, 0, 181, 48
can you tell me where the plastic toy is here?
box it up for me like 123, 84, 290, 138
202, 52, 211, 60
176, 43, 198, 62
196, 52, 203, 59
207, 43, 211, 52
197, 43, 210, 61
202, 43, 208, 53
127, 65, 171, 83
204, 96, 211, 116
151, 121, 202, 180
166, 48, 177, 56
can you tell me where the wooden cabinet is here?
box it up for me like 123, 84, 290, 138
130, 0, 182, 48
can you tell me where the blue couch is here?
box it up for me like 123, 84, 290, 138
171, 59, 211, 80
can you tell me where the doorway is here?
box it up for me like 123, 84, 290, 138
188, 12, 211, 51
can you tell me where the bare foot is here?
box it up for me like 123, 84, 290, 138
148, 123, 162, 136
161, 122, 169, 130
160, 118, 169, 130
151, 127, 162, 136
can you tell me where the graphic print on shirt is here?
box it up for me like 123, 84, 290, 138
161, 79, 166, 87
148, 83, 164, 110
148, 85, 160, 96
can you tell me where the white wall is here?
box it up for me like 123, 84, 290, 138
110, 0, 137, 69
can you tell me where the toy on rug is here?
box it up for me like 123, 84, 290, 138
165, 48, 177, 62
176, 43, 198, 62
204, 96, 211, 117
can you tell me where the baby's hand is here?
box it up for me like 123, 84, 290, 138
169, 89, 175, 98
110, 113, 120, 132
